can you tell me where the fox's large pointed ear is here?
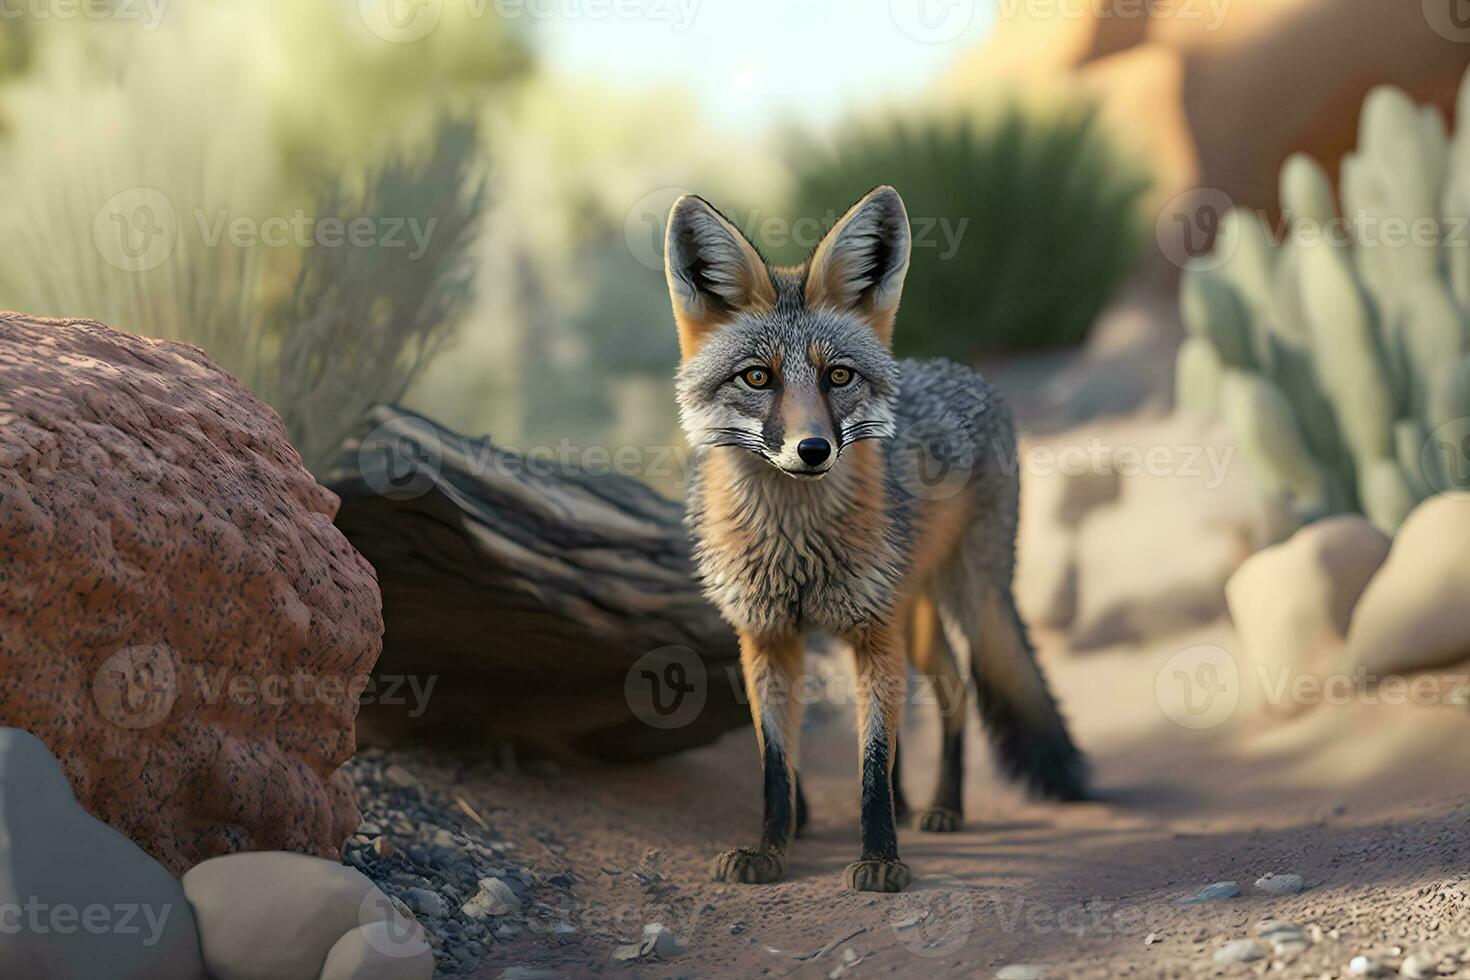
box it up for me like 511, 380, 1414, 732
804, 186, 911, 347
664, 194, 776, 360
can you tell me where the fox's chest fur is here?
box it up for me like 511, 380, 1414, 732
686, 443, 909, 637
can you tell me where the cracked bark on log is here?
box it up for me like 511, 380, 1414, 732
323, 406, 748, 763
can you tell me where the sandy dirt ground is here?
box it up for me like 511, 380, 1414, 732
450, 619, 1470, 980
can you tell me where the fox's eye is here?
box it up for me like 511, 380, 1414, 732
828, 367, 853, 387
741, 367, 773, 389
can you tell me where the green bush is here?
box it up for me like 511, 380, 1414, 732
2, 115, 486, 475
268, 118, 488, 471
0, 4, 527, 472
781, 104, 1149, 358
1177, 72, 1470, 534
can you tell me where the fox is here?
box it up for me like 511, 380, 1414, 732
663, 185, 1086, 893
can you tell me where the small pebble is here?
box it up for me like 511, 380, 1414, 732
403, 887, 449, 919
1215, 940, 1266, 964
996, 966, 1045, 980
1259, 921, 1312, 957
642, 923, 686, 958
1351, 955, 1394, 977
1401, 953, 1436, 979
462, 878, 521, 919
1176, 881, 1241, 905
1255, 873, 1306, 896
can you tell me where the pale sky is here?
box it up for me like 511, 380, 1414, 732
534, 0, 996, 133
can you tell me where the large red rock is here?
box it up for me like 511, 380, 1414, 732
0, 313, 383, 875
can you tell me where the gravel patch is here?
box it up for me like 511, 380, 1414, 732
342, 750, 566, 976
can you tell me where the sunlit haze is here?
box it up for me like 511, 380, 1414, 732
534, 0, 997, 133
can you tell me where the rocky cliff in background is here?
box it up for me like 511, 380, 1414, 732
0, 313, 383, 875
942, 0, 1470, 222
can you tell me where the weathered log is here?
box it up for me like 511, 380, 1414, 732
322, 406, 748, 762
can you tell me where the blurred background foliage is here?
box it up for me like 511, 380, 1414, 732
0, 1, 1149, 481
780, 106, 1148, 358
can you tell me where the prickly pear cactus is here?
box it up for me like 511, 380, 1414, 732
1178, 71, 1470, 534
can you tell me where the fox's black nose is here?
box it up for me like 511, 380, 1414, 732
797, 438, 832, 467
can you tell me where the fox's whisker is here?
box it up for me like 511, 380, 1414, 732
705, 428, 766, 453
841, 420, 893, 444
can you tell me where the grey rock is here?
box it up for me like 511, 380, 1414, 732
1214, 940, 1267, 964
1175, 881, 1241, 905
1255, 873, 1306, 895
462, 878, 520, 919
1259, 921, 1312, 957
402, 888, 448, 919
0, 728, 207, 980
318, 919, 434, 980
183, 851, 411, 980
642, 922, 685, 958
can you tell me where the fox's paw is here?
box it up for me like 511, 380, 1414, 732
915, 808, 963, 833
844, 858, 912, 893
711, 847, 785, 884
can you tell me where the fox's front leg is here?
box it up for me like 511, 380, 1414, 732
845, 620, 913, 892
711, 630, 804, 884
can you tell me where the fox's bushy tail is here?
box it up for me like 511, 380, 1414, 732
935, 525, 1088, 802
